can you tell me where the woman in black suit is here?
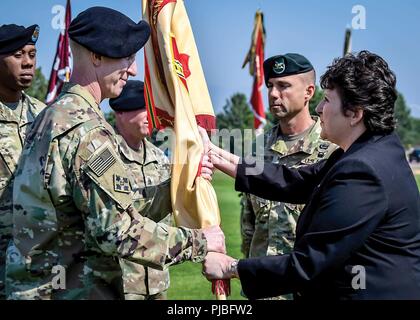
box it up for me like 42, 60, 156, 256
202, 51, 420, 299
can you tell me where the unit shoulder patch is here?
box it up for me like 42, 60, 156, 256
114, 174, 130, 194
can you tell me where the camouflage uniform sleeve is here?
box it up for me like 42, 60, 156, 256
143, 179, 172, 222
240, 193, 255, 258
143, 149, 173, 222
68, 128, 207, 270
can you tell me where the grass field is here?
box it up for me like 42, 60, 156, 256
167, 171, 245, 300
168, 173, 420, 300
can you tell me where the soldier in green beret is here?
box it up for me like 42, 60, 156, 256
0, 23, 45, 299
240, 53, 337, 299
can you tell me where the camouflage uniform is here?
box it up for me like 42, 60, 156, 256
116, 134, 173, 300
0, 93, 45, 299
5, 83, 206, 300
240, 117, 337, 298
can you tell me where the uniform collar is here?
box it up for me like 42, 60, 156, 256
0, 91, 38, 125
0, 98, 16, 122
270, 116, 322, 157
60, 82, 104, 118
21, 91, 40, 124
116, 133, 159, 166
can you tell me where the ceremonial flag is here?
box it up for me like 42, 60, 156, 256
142, 0, 229, 298
242, 11, 266, 130
343, 27, 352, 56
46, 0, 72, 104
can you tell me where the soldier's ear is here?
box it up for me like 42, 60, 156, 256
91, 52, 102, 67
305, 84, 315, 102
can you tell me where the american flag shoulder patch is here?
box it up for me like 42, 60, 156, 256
88, 147, 116, 177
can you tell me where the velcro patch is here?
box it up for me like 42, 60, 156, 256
114, 174, 130, 193
88, 147, 116, 176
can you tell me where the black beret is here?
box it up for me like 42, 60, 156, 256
0, 24, 39, 55
68, 7, 150, 58
109, 80, 145, 112
263, 53, 314, 86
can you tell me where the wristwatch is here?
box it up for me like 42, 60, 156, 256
229, 259, 239, 279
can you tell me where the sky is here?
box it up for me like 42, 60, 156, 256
1, 0, 420, 116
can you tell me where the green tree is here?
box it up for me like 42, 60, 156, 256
105, 111, 116, 127
394, 93, 415, 147
410, 118, 420, 146
216, 93, 253, 130
25, 67, 48, 102
215, 93, 254, 155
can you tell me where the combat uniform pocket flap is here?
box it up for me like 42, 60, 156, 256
82, 142, 133, 210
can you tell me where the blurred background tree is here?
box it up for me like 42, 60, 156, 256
394, 93, 420, 147
25, 67, 48, 101
216, 93, 253, 130
215, 93, 254, 155
105, 111, 116, 127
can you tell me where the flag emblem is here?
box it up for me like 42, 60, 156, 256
88, 148, 116, 177
242, 10, 266, 129
114, 175, 130, 193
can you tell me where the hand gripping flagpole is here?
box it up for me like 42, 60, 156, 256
142, 0, 230, 300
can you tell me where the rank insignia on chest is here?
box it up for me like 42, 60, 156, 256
114, 174, 131, 193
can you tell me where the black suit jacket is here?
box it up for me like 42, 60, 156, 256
235, 131, 420, 300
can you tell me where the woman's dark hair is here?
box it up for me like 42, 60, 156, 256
320, 50, 397, 134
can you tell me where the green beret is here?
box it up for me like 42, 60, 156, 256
263, 53, 314, 86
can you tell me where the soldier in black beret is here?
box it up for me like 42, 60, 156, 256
68, 6, 151, 100
0, 24, 42, 98
109, 80, 175, 300
109, 80, 146, 113
0, 23, 45, 299
69, 6, 150, 59
5, 7, 224, 300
